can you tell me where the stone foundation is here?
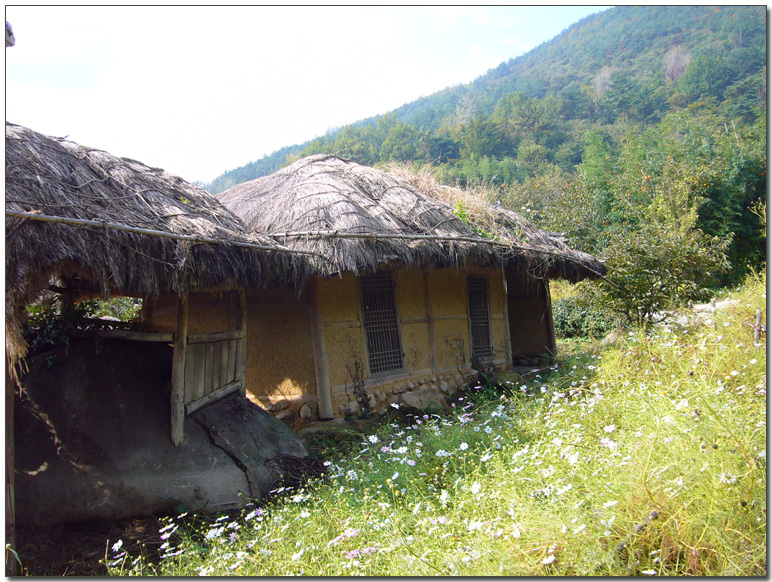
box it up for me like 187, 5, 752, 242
248, 369, 480, 431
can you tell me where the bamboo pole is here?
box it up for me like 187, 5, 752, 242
269, 229, 609, 279
272, 229, 514, 247
171, 293, 188, 447
5, 209, 318, 256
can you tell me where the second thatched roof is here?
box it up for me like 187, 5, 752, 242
218, 154, 606, 284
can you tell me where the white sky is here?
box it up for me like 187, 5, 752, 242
5, 5, 610, 184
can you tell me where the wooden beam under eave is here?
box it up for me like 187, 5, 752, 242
308, 277, 334, 419
237, 289, 247, 398
171, 292, 189, 447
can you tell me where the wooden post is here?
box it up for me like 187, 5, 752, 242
5, 357, 17, 576
500, 265, 513, 366
171, 292, 188, 447
544, 279, 557, 357
308, 277, 334, 419
237, 289, 247, 397
422, 269, 438, 374
755, 308, 762, 344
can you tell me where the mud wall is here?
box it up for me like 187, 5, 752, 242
144, 290, 238, 335
244, 288, 316, 411
145, 266, 524, 426
317, 266, 510, 419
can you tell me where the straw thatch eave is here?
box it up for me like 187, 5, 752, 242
5, 122, 302, 364
218, 154, 606, 284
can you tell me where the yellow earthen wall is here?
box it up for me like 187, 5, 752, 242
396, 269, 432, 372
143, 266, 526, 424
400, 320, 432, 372
245, 289, 315, 404
144, 291, 237, 334
395, 268, 425, 319
317, 274, 365, 388
426, 268, 468, 317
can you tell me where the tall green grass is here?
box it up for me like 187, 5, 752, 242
106, 271, 766, 576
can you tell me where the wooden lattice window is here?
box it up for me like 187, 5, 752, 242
467, 277, 493, 363
361, 272, 404, 375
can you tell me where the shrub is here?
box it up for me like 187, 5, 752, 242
23, 294, 143, 356
552, 296, 616, 339
585, 223, 730, 327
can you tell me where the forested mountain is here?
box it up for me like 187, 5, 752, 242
206, 5, 765, 296
206, 5, 765, 193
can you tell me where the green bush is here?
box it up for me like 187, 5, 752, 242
586, 223, 730, 327
23, 294, 143, 356
552, 296, 616, 339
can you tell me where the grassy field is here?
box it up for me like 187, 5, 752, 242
106, 271, 766, 576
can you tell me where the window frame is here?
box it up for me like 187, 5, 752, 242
467, 276, 493, 365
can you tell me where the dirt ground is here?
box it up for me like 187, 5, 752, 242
14, 515, 167, 576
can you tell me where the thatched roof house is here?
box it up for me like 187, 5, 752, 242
5, 122, 300, 365
6, 125, 319, 533
200, 154, 606, 424
6, 122, 312, 447
218, 154, 605, 284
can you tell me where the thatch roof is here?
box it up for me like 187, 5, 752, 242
5, 122, 300, 363
218, 154, 606, 284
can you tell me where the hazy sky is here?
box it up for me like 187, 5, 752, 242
6, 5, 610, 183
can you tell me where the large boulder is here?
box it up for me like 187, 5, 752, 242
14, 337, 309, 526
398, 385, 451, 415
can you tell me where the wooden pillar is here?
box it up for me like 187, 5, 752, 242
755, 308, 762, 344
5, 357, 17, 576
237, 289, 247, 397
500, 265, 513, 367
422, 269, 438, 374
544, 279, 557, 356
308, 277, 334, 419
171, 292, 188, 447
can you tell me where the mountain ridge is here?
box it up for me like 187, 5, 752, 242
204, 5, 765, 194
